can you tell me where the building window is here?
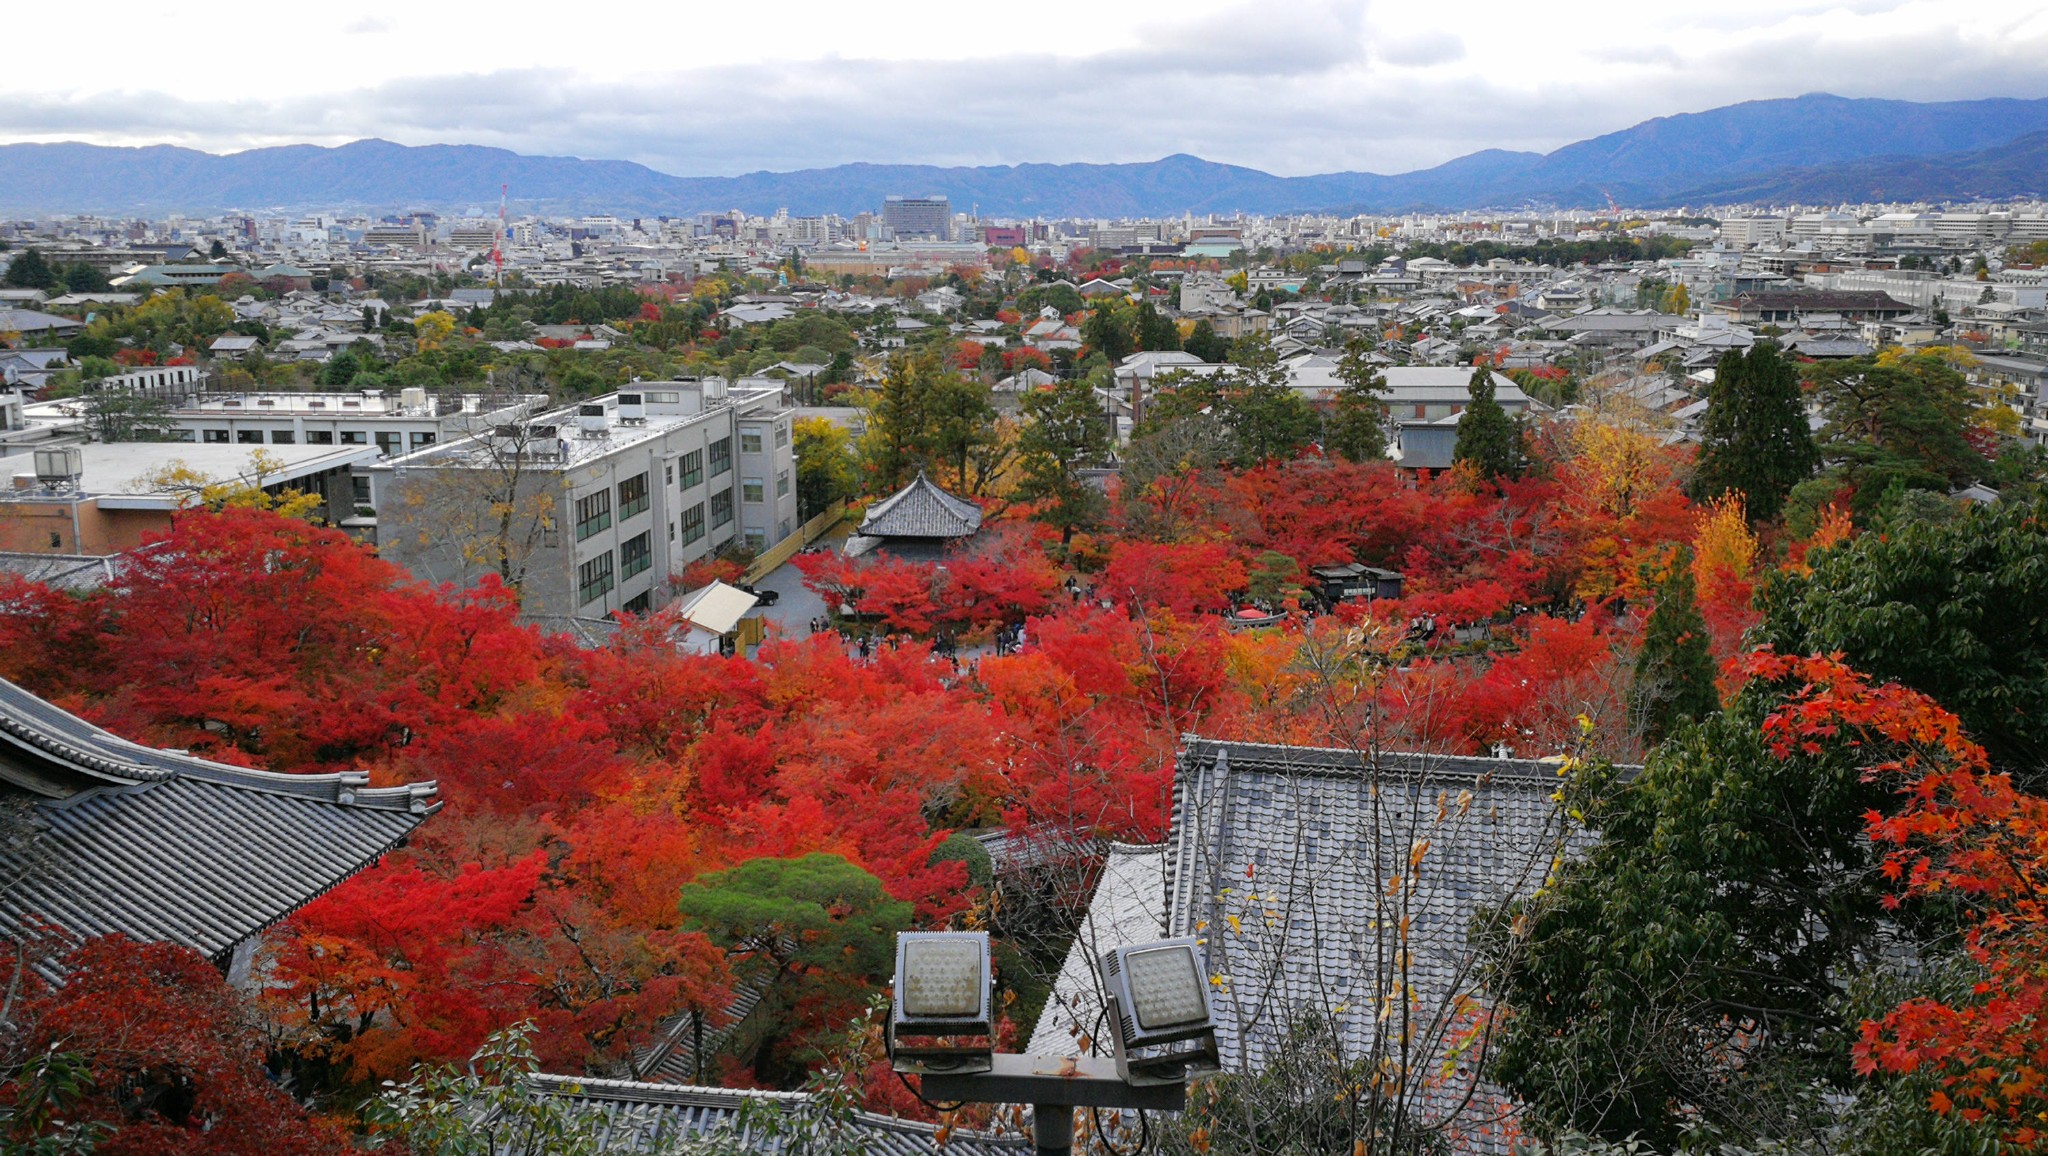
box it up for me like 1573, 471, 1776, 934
776, 469, 790, 497
742, 477, 765, 504
741, 428, 763, 454
745, 529, 766, 550
411, 431, 437, 449
680, 502, 706, 545
306, 430, 334, 445
236, 430, 262, 444
375, 432, 402, 456
710, 490, 734, 528
775, 422, 789, 446
203, 429, 230, 444
341, 430, 367, 445
620, 531, 652, 580
708, 437, 732, 476
577, 552, 614, 605
271, 430, 295, 444
779, 517, 792, 538
679, 449, 703, 488
352, 476, 371, 506
617, 472, 650, 520
623, 591, 652, 614
665, 463, 674, 487
575, 489, 612, 540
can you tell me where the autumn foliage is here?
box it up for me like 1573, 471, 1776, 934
1751, 651, 2048, 1142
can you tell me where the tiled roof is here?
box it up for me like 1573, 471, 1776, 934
1026, 843, 1167, 1057
0, 677, 437, 974
857, 471, 983, 539
1032, 737, 1624, 1151
524, 1074, 1030, 1154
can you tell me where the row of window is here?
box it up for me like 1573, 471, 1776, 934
618, 472, 650, 520
739, 471, 793, 504
577, 551, 614, 605
737, 423, 791, 455
199, 428, 435, 450
620, 531, 652, 581
575, 489, 611, 541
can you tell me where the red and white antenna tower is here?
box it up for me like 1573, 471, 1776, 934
493, 182, 507, 287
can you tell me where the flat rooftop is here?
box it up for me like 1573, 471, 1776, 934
384, 383, 786, 472
4, 441, 378, 503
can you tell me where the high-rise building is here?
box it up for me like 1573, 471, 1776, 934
883, 195, 951, 241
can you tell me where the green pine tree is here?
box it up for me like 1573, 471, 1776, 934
1630, 546, 1720, 745
1015, 374, 1112, 543
1452, 365, 1522, 480
1325, 339, 1388, 463
1690, 343, 1820, 523
1, 247, 56, 291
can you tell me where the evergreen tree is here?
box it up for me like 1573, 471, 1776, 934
1220, 332, 1320, 464
1324, 339, 1388, 463
62, 262, 111, 294
1015, 374, 1111, 543
1452, 365, 1521, 480
1080, 301, 1135, 363
1690, 343, 1820, 523
1629, 546, 1719, 745
1, 247, 55, 290
1184, 319, 1229, 363
1133, 301, 1181, 351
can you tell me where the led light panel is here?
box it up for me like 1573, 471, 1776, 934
1124, 944, 1208, 1031
901, 937, 985, 1017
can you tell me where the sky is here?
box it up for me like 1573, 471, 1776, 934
4, 0, 2044, 177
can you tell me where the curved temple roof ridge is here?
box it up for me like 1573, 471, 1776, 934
0, 676, 441, 978
0, 676, 439, 813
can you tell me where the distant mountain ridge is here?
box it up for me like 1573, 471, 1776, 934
3, 94, 2046, 217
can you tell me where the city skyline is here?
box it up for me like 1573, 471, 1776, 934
5, 0, 2043, 178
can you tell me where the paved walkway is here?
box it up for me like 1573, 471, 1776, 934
743, 528, 845, 642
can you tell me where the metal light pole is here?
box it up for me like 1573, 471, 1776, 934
922, 1054, 1186, 1156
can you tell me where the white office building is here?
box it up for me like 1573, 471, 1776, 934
364, 381, 797, 618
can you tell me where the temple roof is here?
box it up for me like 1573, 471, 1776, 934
857, 471, 983, 540
1028, 737, 1639, 1151
0, 677, 438, 973
523, 1074, 1029, 1153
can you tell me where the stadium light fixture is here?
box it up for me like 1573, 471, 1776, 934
889, 931, 994, 1075
1099, 937, 1221, 1086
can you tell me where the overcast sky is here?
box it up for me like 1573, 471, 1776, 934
5, 0, 2043, 176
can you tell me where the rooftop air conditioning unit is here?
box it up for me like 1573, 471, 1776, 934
616, 392, 646, 424
399, 386, 428, 411
33, 446, 84, 492
576, 402, 611, 439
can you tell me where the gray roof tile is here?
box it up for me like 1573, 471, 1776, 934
1032, 737, 1623, 1151
525, 1074, 1030, 1153
858, 472, 983, 539
0, 677, 437, 973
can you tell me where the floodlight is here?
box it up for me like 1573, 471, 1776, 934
889, 931, 994, 1075
1100, 937, 1221, 1086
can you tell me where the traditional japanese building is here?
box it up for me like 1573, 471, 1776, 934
1028, 737, 1633, 1153
848, 470, 982, 559
0, 676, 439, 979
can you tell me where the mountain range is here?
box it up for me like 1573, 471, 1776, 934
3, 93, 2046, 217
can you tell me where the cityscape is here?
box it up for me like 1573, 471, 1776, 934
3, 3, 2048, 1154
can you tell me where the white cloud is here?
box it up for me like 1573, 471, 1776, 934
1, 0, 2040, 175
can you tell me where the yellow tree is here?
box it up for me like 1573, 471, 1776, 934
137, 449, 324, 521
413, 311, 456, 350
